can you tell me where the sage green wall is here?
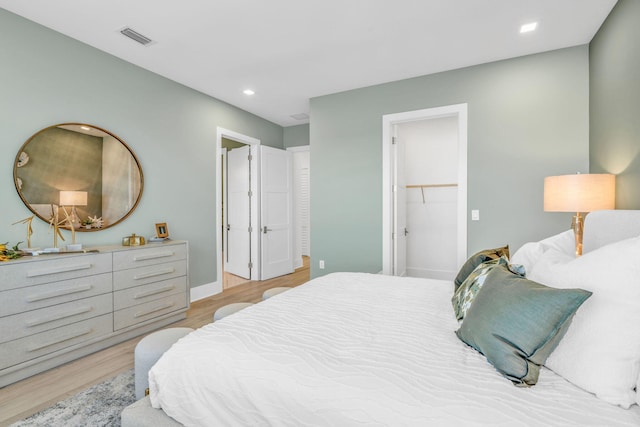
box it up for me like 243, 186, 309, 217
590, 0, 640, 209
310, 47, 589, 278
283, 124, 310, 148
0, 9, 283, 289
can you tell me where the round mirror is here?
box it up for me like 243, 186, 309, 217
14, 123, 143, 231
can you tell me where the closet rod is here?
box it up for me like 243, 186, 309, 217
406, 183, 458, 188
405, 183, 458, 204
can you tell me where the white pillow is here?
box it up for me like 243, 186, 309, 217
511, 230, 574, 274
528, 236, 640, 408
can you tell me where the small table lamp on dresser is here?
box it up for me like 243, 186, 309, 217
544, 173, 616, 257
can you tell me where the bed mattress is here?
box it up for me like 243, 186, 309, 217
149, 272, 640, 426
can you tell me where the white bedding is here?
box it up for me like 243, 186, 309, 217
149, 272, 640, 426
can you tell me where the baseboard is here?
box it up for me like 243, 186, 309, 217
190, 281, 222, 302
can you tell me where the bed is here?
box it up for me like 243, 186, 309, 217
122, 210, 640, 426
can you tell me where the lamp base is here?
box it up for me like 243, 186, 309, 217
571, 212, 585, 257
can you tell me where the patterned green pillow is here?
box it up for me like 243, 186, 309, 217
454, 245, 510, 290
452, 256, 508, 321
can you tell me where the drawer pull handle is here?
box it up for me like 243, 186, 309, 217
133, 251, 175, 261
134, 302, 175, 318
134, 285, 176, 299
133, 268, 175, 280
26, 306, 93, 327
28, 327, 93, 352
26, 284, 93, 302
27, 263, 93, 278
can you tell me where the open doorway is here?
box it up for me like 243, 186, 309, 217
222, 138, 251, 289
382, 104, 468, 277
216, 127, 302, 293
216, 128, 260, 293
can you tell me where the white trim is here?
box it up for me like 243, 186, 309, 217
286, 145, 310, 153
190, 281, 219, 302
216, 127, 262, 291
382, 103, 468, 276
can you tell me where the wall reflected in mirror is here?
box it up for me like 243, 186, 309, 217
14, 123, 143, 231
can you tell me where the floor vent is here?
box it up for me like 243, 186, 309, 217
119, 27, 154, 46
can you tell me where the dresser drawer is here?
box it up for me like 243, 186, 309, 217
0, 253, 112, 292
113, 260, 187, 291
113, 243, 187, 271
114, 293, 187, 331
0, 314, 113, 370
0, 294, 112, 344
114, 276, 187, 311
0, 273, 112, 317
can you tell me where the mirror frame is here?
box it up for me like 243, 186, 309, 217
13, 123, 144, 231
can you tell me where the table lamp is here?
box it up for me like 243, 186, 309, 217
59, 190, 88, 244
544, 173, 615, 256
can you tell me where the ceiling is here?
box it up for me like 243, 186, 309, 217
0, 0, 617, 127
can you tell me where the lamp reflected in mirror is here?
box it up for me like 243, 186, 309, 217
59, 190, 87, 230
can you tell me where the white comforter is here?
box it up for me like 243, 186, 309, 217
149, 272, 640, 426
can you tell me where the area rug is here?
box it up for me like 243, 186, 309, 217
10, 369, 136, 427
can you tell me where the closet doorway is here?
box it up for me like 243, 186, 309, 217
382, 104, 468, 279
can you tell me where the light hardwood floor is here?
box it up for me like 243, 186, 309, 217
0, 257, 309, 426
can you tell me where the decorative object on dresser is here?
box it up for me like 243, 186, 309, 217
0, 240, 189, 388
11, 216, 35, 249
123, 233, 146, 246
150, 223, 170, 243
155, 223, 169, 238
543, 173, 615, 256
13, 123, 144, 232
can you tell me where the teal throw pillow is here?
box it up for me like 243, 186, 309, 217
455, 264, 592, 387
454, 245, 510, 290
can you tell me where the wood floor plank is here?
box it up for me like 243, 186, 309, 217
0, 257, 309, 426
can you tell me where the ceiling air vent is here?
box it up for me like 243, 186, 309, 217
119, 27, 154, 46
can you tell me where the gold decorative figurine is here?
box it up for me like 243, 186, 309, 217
12, 216, 34, 248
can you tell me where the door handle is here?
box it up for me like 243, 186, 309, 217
226, 224, 230, 231
263, 226, 273, 234
404, 227, 409, 236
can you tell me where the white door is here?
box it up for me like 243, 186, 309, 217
226, 145, 251, 279
290, 147, 310, 269
393, 128, 408, 277
260, 146, 294, 280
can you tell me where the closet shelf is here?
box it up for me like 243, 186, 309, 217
406, 183, 458, 189
406, 183, 458, 203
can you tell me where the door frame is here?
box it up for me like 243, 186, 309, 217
287, 145, 310, 270
381, 103, 468, 275
216, 127, 261, 287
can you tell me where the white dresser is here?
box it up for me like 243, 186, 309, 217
0, 240, 189, 387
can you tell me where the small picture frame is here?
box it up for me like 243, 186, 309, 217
155, 223, 169, 238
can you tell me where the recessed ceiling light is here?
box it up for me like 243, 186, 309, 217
520, 22, 538, 33
243, 89, 255, 96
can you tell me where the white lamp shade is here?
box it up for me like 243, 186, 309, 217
59, 190, 88, 206
544, 174, 615, 212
